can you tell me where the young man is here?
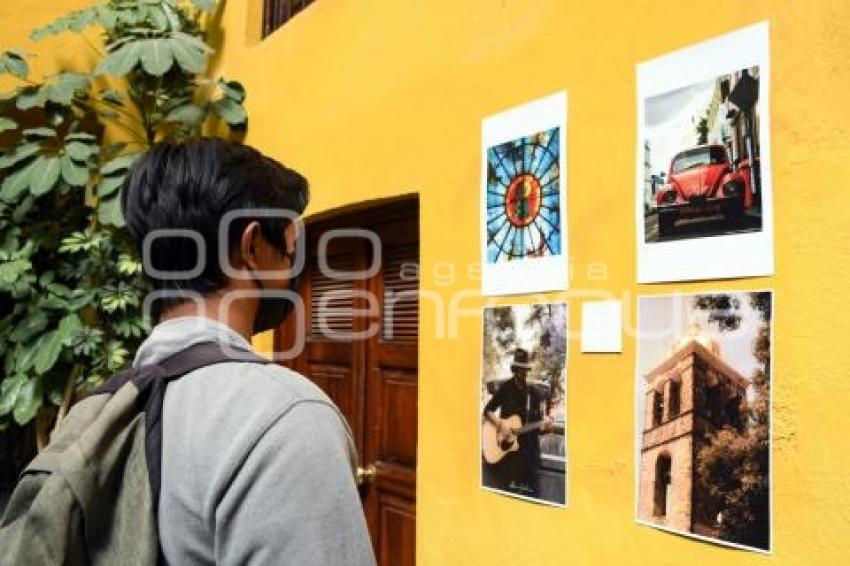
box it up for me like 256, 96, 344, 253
121, 139, 375, 565
482, 348, 552, 498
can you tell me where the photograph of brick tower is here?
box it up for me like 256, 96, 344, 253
636, 292, 772, 552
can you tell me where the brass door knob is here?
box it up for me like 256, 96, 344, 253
356, 463, 378, 486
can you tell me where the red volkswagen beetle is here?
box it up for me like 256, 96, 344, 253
654, 144, 756, 236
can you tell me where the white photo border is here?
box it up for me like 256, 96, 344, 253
478, 301, 570, 509
635, 21, 774, 283
481, 91, 569, 296
633, 288, 775, 554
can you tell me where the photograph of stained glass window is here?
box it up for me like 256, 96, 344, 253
486, 126, 562, 264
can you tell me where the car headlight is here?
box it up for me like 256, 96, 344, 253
663, 190, 677, 203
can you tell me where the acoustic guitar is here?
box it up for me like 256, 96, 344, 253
481, 415, 551, 465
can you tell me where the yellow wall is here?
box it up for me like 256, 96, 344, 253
221, 2, 849, 564
5, 1, 849, 564
0, 0, 99, 93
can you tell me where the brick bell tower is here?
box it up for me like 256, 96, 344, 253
638, 324, 750, 536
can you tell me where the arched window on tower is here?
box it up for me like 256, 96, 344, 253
654, 453, 672, 517
668, 380, 681, 419
652, 389, 664, 427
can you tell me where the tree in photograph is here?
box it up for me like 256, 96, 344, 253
0, 0, 247, 450
482, 307, 516, 380
531, 303, 566, 398
695, 108, 710, 145
694, 292, 771, 550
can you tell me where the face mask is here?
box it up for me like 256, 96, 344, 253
251, 247, 299, 334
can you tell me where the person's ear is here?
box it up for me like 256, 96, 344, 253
240, 221, 262, 272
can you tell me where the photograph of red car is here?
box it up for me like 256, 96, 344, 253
643, 66, 762, 243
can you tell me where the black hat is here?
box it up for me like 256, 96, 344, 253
511, 348, 533, 370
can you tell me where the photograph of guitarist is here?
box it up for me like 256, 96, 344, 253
482, 348, 553, 499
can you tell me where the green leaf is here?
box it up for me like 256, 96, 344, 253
0, 117, 17, 133
117, 253, 142, 276
23, 127, 56, 139
39, 271, 55, 287
0, 259, 32, 286
29, 156, 61, 195
145, 5, 169, 30
44, 83, 74, 106
169, 37, 207, 73
139, 38, 174, 76
9, 309, 47, 342
60, 155, 89, 186
13, 378, 42, 425
105, 340, 129, 371
219, 79, 246, 103
46, 282, 71, 296
193, 0, 216, 11
101, 154, 138, 175
98, 195, 124, 227
0, 51, 29, 79
66, 290, 92, 311
33, 329, 63, 375
64, 141, 95, 161
40, 296, 68, 310
0, 143, 40, 168
15, 341, 39, 373
165, 103, 205, 124
11, 194, 35, 222
0, 374, 26, 416
211, 97, 246, 125
162, 3, 181, 30
58, 313, 83, 343
172, 31, 213, 54
16, 88, 46, 110
96, 6, 117, 29
1, 159, 39, 201
66, 131, 97, 142
95, 41, 142, 76
97, 175, 125, 197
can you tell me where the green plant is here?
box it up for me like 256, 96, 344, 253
0, 0, 247, 448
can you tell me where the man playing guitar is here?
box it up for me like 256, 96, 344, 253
482, 348, 553, 498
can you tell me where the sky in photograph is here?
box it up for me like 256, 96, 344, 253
636, 293, 767, 422
644, 78, 716, 177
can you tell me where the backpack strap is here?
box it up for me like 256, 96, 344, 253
155, 340, 275, 379
94, 340, 274, 395
99, 340, 277, 566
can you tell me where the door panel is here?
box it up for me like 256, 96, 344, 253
276, 198, 419, 565
378, 494, 416, 566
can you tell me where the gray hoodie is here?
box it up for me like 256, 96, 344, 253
132, 316, 376, 565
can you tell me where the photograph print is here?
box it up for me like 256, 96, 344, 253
636, 22, 773, 283
481, 92, 567, 295
636, 291, 772, 553
481, 303, 567, 507
643, 67, 763, 243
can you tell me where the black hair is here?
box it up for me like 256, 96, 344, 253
120, 138, 309, 320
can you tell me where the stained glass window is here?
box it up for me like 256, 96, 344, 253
486, 126, 561, 263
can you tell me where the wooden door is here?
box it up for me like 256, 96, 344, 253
276, 198, 419, 566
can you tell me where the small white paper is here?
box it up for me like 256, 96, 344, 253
581, 300, 622, 353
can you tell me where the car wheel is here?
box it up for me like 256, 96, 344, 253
658, 212, 675, 237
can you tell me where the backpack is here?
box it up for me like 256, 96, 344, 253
0, 340, 275, 565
